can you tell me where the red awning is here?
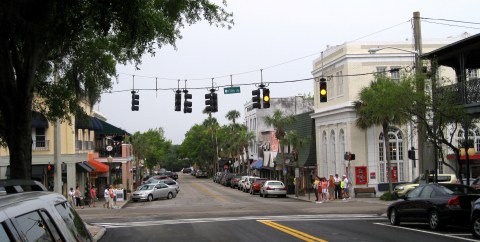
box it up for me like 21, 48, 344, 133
446, 153, 480, 160
87, 159, 109, 173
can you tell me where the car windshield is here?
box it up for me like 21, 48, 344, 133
139, 185, 155, 191
441, 184, 480, 194
249, 178, 255, 182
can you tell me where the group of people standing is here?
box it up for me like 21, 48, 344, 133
313, 174, 350, 203
103, 184, 117, 209
68, 185, 98, 209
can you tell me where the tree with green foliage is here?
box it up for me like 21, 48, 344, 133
264, 110, 295, 179
236, 126, 255, 174
0, 0, 233, 179
353, 75, 414, 193
225, 110, 240, 125
180, 124, 215, 170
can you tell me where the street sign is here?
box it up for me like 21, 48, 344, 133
224, 86, 241, 94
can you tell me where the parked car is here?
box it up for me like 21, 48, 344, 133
147, 179, 180, 193
387, 183, 480, 230
196, 170, 208, 178
182, 167, 192, 174
471, 177, 480, 190
393, 173, 458, 198
230, 174, 244, 189
260, 180, 287, 198
223, 173, 235, 186
214, 172, 223, 183
131, 183, 177, 202
242, 176, 258, 193
0, 180, 93, 241
250, 178, 268, 195
471, 197, 480, 238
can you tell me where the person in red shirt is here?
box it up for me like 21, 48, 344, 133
89, 185, 97, 207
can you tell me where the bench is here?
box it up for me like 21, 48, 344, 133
354, 187, 376, 198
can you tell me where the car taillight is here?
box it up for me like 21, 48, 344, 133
447, 195, 461, 208
266, 186, 273, 190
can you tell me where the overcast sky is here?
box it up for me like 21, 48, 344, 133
95, 0, 480, 144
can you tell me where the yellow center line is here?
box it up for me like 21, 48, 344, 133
258, 220, 328, 242
190, 182, 227, 202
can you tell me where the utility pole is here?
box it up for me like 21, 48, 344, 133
53, 68, 63, 194
413, 11, 427, 180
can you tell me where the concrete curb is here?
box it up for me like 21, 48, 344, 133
88, 200, 130, 241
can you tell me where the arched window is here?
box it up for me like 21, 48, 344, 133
339, 129, 345, 176
378, 127, 404, 183
322, 131, 328, 177
330, 130, 336, 176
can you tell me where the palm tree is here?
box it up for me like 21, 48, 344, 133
264, 110, 295, 179
203, 112, 219, 174
353, 75, 414, 193
237, 126, 256, 174
225, 110, 240, 124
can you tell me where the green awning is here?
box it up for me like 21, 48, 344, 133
95, 119, 130, 136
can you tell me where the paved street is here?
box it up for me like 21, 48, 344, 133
77, 174, 475, 241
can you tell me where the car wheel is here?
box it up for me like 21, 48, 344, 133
167, 192, 173, 199
471, 214, 480, 239
428, 210, 443, 230
389, 208, 400, 226
147, 194, 153, 202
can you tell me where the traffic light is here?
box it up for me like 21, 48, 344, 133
131, 91, 139, 111
175, 90, 181, 112
211, 92, 218, 112
344, 152, 355, 161
183, 90, 192, 113
319, 78, 327, 103
252, 89, 261, 109
408, 149, 416, 160
47, 164, 54, 172
262, 88, 270, 108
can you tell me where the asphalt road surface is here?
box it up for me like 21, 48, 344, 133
77, 173, 477, 242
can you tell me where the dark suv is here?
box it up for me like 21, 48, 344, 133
0, 180, 93, 241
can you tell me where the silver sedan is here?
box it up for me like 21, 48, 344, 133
131, 183, 177, 202
260, 180, 287, 198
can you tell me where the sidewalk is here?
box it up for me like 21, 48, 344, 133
287, 192, 394, 206
80, 199, 129, 241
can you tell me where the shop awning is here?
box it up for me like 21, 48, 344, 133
75, 116, 103, 131
87, 159, 109, 173
32, 111, 49, 128
76, 162, 94, 172
251, 160, 263, 169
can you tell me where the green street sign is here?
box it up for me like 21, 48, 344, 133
224, 86, 241, 94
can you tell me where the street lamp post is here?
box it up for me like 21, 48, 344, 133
107, 155, 113, 185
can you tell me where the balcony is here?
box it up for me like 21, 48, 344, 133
95, 144, 123, 158
437, 77, 480, 105
32, 140, 49, 151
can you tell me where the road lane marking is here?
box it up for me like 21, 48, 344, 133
92, 214, 383, 228
190, 182, 227, 202
258, 220, 327, 242
374, 223, 477, 242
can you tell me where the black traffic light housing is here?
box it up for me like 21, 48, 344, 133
344, 152, 355, 161
183, 90, 192, 113
131, 91, 139, 111
252, 89, 261, 109
262, 88, 270, 108
319, 78, 327, 103
205, 89, 218, 113
175, 90, 182, 112
408, 148, 416, 160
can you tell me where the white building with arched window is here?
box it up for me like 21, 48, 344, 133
311, 38, 462, 193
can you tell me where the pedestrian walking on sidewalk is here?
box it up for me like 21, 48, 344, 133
342, 175, 350, 200
313, 176, 319, 201
104, 185, 110, 208
74, 186, 84, 209
68, 187, 75, 206
320, 177, 328, 202
328, 175, 335, 201
89, 185, 97, 207
334, 174, 342, 199
108, 185, 115, 209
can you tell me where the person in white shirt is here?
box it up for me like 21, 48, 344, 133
68, 187, 75, 206
342, 175, 350, 200
104, 185, 110, 208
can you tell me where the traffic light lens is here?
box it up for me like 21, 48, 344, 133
320, 89, 327, 95
263, 96, 269, 102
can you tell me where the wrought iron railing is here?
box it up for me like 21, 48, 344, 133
32, 140, 49, 151
436, 77, 480, 105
